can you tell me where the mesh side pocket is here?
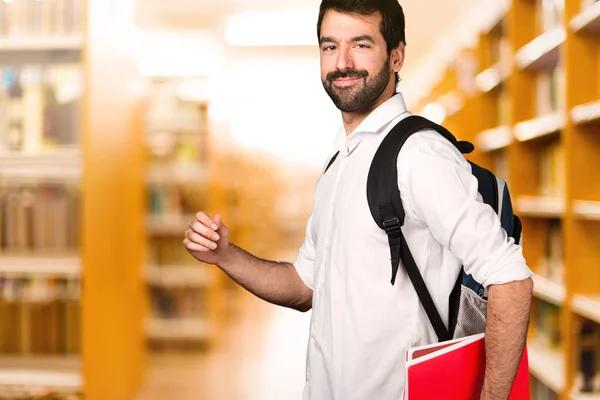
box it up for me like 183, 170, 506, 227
452, 285, 488, 339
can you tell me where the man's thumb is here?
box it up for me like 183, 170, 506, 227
214, 214, 228, 236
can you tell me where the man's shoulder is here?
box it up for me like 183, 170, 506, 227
398, 128, 469, 169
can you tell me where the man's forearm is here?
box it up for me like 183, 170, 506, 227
481, 278, 533, 400
217, 243, 313, 312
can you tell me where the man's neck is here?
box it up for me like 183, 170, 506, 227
341, 87, 397, 136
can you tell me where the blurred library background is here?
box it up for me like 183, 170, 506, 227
0, 0, 599, 399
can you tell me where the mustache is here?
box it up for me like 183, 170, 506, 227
327, 69, 369, 82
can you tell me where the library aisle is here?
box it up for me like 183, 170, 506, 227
3, 0, 600, 399
135, 289, 311, 400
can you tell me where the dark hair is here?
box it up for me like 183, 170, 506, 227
317, 0, 406, 52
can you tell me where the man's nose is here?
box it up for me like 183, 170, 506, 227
335, 47, 355, 71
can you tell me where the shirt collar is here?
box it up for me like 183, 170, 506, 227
333, 92, 409, 155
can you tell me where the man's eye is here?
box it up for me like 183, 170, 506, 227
323, 45, 336, 51
356, 43, 370, 49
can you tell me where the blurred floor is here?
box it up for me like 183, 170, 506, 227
136, 290, 311, 400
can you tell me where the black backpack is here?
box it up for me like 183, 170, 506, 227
323, 115, 523, 342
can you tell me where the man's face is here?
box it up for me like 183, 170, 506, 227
319, 10, 395, 113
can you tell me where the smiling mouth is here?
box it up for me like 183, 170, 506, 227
333, 77, 363, 87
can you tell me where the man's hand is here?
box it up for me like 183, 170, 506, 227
480, 277, 533, 400
184, 212, 229, 265
182, 211, 312, 312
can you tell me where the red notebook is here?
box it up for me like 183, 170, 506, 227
404, 333, 530, 400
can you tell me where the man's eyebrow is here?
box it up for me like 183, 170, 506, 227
351, 35, 376, 44
319, 36, 337, 45
319, 35, 376, 46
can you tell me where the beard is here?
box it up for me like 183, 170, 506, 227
322, 59, 392, 113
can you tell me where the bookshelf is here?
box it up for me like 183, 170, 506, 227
534, 274, 567, 305
0, 256, 80, 277
411, 0, 600, 398
0, 0, 146, 399
572, 99, 600, 124
0, 356, 81, 397
0, 37, 84, 52
143, 77, 225, 350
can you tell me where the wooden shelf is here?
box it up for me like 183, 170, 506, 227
480, 0, 509, 34
147, 265, 213, 287
528, 338, 565, 394
571, 2, 600, 33
573, 200, 600, 220
0, 256, 81, 277
514, 112, 565, 142
533, 275, 566, 305
147, 214, 194, 235
145, 318, 211, 341
475, 126, 513, 151
147, 162, 206, 185
572, 100, 600, 125
571, 294, 600, 324
0, 36, 83, 52
570, 392, 600, 400
412, 1, 600, 399
0, 2, 149, 399
515, 26, 565, 70
0, 356, 81, 394
475, 65, 508, 93
0, 147, 82, 182
515, 196, 565, 217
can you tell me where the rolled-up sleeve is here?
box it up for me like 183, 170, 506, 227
398, 132, 534, 288
293, 213, 316, 290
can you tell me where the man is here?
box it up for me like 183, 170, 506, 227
183, 0, 534, 399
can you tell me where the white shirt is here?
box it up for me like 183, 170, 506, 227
293, 93, 533, 400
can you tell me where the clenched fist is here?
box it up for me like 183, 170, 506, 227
184, 212, 229, 265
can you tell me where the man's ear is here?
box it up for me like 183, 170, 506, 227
391, 43, 405, 73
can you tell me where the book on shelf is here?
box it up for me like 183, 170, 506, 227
538, 140, 565, 198
573, 319, 600, 395
536, 0, 564, 35
535, 300, 562, 350
149, 286, 207, 321
492, 150, 509, 185
531, 376, 560, 400
146, 133, 202, 164
144, 79, 207, 136
489, 36, 511, 76
496, 87, 511, 127
149, 237, 200, 266
148, 186, 184, 219
0, 276, 80, 355
148, 184, 208, 230
0, 184, 79, 254
0, 0, 83, 38
536, 66, 565, 118
144, 78, 209, 168
538, 218, 564, 285
0, 64, 82, 153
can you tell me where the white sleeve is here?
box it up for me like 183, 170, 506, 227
397, 131, 534, 288
292, 213, 316, 290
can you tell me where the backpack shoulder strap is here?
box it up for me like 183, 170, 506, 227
367, 115, 462, 342
366, 115, 468, 278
